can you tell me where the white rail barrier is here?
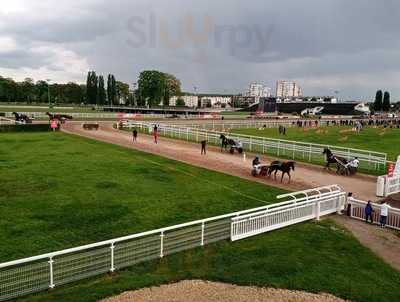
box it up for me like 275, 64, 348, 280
124, 121, 387, 172
0, 185, 344, 301
385, 175, 400, 196
348, 198, 400, 230
231, 185, 346, 241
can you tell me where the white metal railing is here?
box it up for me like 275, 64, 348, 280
0, 195, 304, 301
123, 121, 387, 172
4, 112, 119, 119
348, 198, 400, 230
0, 186, 344, 301
231, 185, 346, 241
161, 119, 342, 131
385, 175, 400, 196
0, 116, 24, 125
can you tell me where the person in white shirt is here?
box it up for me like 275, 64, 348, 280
379, 201, 391, 228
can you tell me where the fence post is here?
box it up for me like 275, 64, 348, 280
160, 231, 164, 258
315, 201, 320, 221
201, 222, 205, 246
277, 141, 280, 156
49, 257, 55, 289
110, 243, 115, 272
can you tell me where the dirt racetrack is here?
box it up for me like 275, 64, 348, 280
62, 121, 378, 201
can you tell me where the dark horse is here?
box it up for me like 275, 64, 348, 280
322, 148, 348, 174
12, 112, 31, 124
268, 161, 295, 183
219, 134, 243, 153
46, 112, 73, 124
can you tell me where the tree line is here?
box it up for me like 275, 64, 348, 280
0, 69, 182, 107
373, 90, 391, 112
0, 73, 131, 105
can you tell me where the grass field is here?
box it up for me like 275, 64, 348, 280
1, 132, 399, 302
233, 126, 400, 161
0, 105, 96, 113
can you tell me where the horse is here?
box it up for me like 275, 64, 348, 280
12, 112, 31, 124
322, 148, 348, 174
268, 161, 295, 183
219, 134, 238, 152
46, 112, 73, 124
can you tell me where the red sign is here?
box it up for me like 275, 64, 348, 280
50, 120, 58, 129
387, 162, 395, 177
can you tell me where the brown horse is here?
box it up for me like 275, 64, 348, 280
268, 161, 295, 183
46, 112, 73, 123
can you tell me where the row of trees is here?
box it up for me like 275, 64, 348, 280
0, 76, 86, 104
373, 90, 391, 112
0, 74, 131, 105
86, 72, 130, 105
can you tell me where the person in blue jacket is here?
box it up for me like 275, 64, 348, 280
365, 200, 374, 224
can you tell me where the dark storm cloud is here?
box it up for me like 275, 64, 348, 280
1, 0, 399, 98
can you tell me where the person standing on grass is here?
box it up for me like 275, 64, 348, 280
379, 201, 391, 228
365, 200, 374, 224
132, 129, 138, 142
153, 125, 158, 144
201, 140, 207, 155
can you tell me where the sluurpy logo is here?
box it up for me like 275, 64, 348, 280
126, 12, 274, 63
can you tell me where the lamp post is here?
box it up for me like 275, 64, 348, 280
46, 79, 51, 108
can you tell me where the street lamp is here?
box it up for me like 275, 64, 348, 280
46, 79, 51, 108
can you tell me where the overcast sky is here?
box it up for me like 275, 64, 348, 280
0, 0, 399, 100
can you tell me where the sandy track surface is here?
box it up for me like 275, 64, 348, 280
62, 122, 377, 201
100, 280, 347, 302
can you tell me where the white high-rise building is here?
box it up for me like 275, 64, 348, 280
276, 81, 302, 98
247, 83, 272, 98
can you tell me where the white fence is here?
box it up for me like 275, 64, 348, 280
231, 185, 345, 241
124, 121, 387, 172
0, 185, 344, 301
0, 116, 23, 125
161, 119, 341, 131
385, 175, 400, 196
4, 112, 119, 120
348, 198, 400, 230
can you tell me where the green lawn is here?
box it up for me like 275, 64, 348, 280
0, 105, 96, 113
0, 132, 399, 302
232, 126, 400, 161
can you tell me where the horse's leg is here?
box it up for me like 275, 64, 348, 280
281, 172, 285, 183
288, 172, 291, 183
274, 170, 278, 180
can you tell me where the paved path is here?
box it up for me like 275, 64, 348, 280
62, 122, 378, 201
332, 215, 400, 271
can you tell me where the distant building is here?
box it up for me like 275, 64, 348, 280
246, 83, 272, 98
200, 96, 232, 108
169, 95, 198, 107
276, 81, 302, 98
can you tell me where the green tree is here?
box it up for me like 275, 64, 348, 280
116, 81, 130, 104
374, 90, 383, 111
86, 71, 98, 104
382, 91, 391, 111
176, 98, 185, 107
107, 74, 117, 105
98, 76, 106, 105
138, 70, 181, 107
138, 70, 166, 107
163, 73, 181, 106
